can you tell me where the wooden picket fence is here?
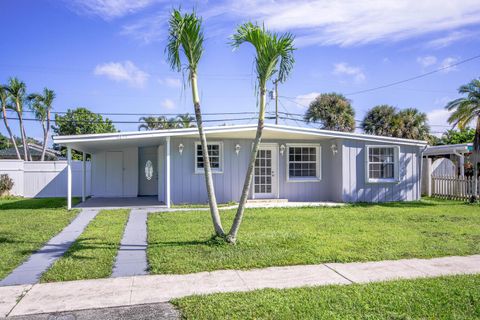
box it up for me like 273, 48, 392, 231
432, 175, 479, 200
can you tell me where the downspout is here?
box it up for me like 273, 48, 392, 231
419, 145, 429, 199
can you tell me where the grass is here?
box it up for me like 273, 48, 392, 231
173, 274, 480, 319
147, 198, 480, 274
41, 209, 129, 282
172, 202, 237, 209
0, 197, 79, 280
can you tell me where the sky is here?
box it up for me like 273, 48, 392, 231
1, 0, 480, 143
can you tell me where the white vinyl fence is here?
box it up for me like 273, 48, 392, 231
0, 160, 91, 198
432, 175, 479, 200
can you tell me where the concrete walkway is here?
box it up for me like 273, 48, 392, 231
111, 209, 148, 278
0, 209, 99, 287
1, 254, 479, 317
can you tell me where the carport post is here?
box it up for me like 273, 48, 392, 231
166, 136, 171, 208
67, 146, 72, 210
82, 152, 86, 202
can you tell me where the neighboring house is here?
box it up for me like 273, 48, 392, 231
0, 143, 64, 161
423, 143, 472, 177
53, 124, 427, 209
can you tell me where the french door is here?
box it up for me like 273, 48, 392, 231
253, 144, 278, 199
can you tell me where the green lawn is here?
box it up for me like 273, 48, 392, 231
41, 209, 129, 282
174, 274, 480, 319
148, 199, 480, 274
0, 198, 79, 280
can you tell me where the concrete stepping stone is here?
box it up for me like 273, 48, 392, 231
111, 209, 148, 277
0, 209, 99, 287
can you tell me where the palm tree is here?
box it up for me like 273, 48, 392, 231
304, 93, 355, 132
227, 23, 295, 243
166, 9, 225, 237
139, 116, 161, 130
0, 85, 20, 159
392, 108, 429, 140
177, 113, 196, 128
5, 78, 30, 160
28, 88, 55, 161
138, 116, 181, 130
446, 78, 480, 199
362, 105, 397, 136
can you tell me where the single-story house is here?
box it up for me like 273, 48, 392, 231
0, 143, 64, 161
53, 124, 427, 209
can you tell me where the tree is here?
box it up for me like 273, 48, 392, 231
28, 88, 55, 161
440, 128, 475, 145
228, 23, 295, 243
0, 133, 10, 150
446, 78, 480, 199
166, 9, 225, 237
5, 78, 30, 160
177, 113, 196, 128
138, 116, 179, 130
392, 108, 430, 140
52, 107, 116, 159
304, 93, 355, 132
0, 85, 20, 158
361, 105, 396, 136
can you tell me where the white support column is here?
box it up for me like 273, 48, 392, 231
82, 152, 86, 202
67, 146, 72, 210
459, 154, 465, 177
166, 137, 171, 208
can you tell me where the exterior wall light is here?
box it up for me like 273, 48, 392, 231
331, 143, 338, 155
235, 144, 241, 155
280, 144, 286, 156
178, 143, 184, 155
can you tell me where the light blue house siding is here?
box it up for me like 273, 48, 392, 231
166, 137, 422, 204
339, 139, 422, 202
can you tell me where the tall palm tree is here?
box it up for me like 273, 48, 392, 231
228, 23, 295, 243
28, 88, 55, 161
0, 85, 20, 159
177, 113, 196, 128
5, 78, 30, 160
446, 78, 480, 199
166, 9, 225, 236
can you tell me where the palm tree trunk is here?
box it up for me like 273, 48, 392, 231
2, 107, 21, 159
473, 117, 480, 199
41, 119, 47, 161
191, 74, 225, 237
16, 106, 28, 161
227, 86, 267, 244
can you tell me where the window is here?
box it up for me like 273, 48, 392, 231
366, 146, 399, 183
286, 144, 321, 182
195, 142, 223, 173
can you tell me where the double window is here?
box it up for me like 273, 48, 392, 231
366, 145, 399, 183
195, 142, 223, 174
286, 144, 321, 182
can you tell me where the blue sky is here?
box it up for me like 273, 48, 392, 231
1, 0, 480, 142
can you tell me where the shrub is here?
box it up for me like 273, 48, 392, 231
0, 174, 14, 196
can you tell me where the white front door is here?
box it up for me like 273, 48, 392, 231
253, 145, 278, 199
105, 151, 123, 197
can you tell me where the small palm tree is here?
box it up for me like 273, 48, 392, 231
446, 78, 480, 198
139, 116, 161, 130
5, 78, 30, 160
228, 23, 295, 243
362, 105, 397, 136
28, 88, 55, 161
0, 85, 20, 159
392, 108, 429, 140
177, 113, 196, 128
166, 9, 224, 236
304, 93, 355, 132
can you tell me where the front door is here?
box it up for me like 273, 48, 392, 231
253, 145, 278, 199
138, 146, 158, 196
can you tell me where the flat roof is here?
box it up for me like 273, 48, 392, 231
53, 124, 427, 153
423, 143, 472, 156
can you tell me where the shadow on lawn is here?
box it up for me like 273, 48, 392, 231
0, 197, 80, 210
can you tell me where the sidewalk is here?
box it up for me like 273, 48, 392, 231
1, 254, 479, 317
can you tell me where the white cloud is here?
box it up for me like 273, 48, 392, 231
159, 77, 182, 88
426, 30, 478, 49
417, 56, 437, 68
121, 13, 167, 43
440, 57, 459, 73
206, 0, 480, 47
68, 0, 157, 20
333, 63, 365, 82
427, 108, 452, 137
294, 92, 320, 108
160, 98, 175, 109
94, 61, 149, 87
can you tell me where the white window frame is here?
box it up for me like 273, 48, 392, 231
286, 143, 321, 182
365, 145, 400, 183
194, 141, 224, 174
